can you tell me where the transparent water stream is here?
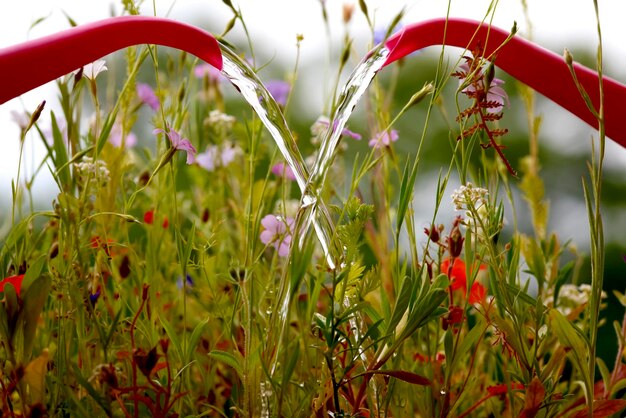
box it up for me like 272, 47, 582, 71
220, 42, 390, 415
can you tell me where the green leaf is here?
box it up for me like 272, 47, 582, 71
50, 111, 70, 189
386, 276, 412, 335
71, 364, 112, 416
21, 255, 46, 293
548, 308, 591, 389
185, 317, 209, 362
504, 282, 538, 307
95, 108, 119, 154
0, 301, 10, 350
209, 350, 243, 379
14, 274, 51, 363
160, 316, 184, 363
553, 260, 575, 306
396, 156, 419, 232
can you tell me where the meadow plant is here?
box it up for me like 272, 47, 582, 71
1, 1, 626, 417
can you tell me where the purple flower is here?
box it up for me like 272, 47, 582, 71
312, 116, 361, 140
136, 83, 160, 111
271, 162, 296, 181
196, 143, 240, 171
260, 214, 295, 257
89, 289, 101, 307
459, 63, 509, 113
374, 23, 402, 45
177, 274, 194, 290
368, 129, 399, 148
10, 110, 29, 130
109, 123, 137, 148
153, 127, 197, 164
193, 63, 223, 81
266, 80, 291, 107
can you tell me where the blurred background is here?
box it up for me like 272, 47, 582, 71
1, 0, 625, 357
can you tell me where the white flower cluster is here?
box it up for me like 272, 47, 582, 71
545, 283, 607, 317
205, 110, 236, 132
74, 157, 110, 186
451, 182, 489, 211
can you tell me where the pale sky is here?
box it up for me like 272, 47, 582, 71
1, 0, 625, 219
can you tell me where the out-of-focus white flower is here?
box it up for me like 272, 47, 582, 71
75, 60, 108, 81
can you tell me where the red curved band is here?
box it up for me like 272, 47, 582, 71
0, 16, 222, 104
383, 18, 626, 149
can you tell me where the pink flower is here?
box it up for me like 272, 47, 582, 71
136, 83, 160, 111
260, 214, 295, 257
193, 63, 222, 81
459, 63, 509, 113
271, 162, 296, 181
109, 123, 137, 148
195, 143, 240, 171
153, 127, 197, 164
368, 129, 399, 148
312, 116, 361, 140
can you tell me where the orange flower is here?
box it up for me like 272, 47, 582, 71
441, 257, 487, 303
0, 274, 25, 297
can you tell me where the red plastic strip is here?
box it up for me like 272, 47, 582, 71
0, 16, 222, 104
383, 18, 626, 149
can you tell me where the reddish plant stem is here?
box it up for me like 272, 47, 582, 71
383, 18, 626, 149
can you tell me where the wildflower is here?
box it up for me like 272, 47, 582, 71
89, 289, 101, 307
75, 60, 108, 80
260, 214, 295, 257
544, 283, 607, 317
440, 257, 487, 304
144, 210, 155, 225
447, 216, 465, 258
0, 274, 24, 297
196, 142, 241, 171
342, 3, 355, 23
271, 162, 296, 181
205, 110, 236, 132
143, 210, 169, 229
177, 275, 194, 290
458, 63, 508, 114
90, 236, 115, 256
266, 80, 291, 107
108, 123, 137, 148
136, 83, 160, 111
368, 129, 399, 148
10, 110, 29, 130
451, 182, 488, 211
311, 116, 361, 141
74, 157, 110, 187
374, 23, 402, 45
193, 63, 222, 81
153, 127, 197, 164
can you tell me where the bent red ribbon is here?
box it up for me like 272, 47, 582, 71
0, 16, 223, 104
383, 18, 626, 149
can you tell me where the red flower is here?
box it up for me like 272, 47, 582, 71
441, 257, 487, 303
469, 282, 487, 304
144, 210, 169, 229
0, 274, 25, 297
441, 257, 467, 291
144, 210, 155, 224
